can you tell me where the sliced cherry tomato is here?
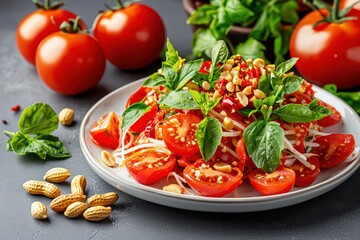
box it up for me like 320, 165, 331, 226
16, 1, 86, 65
235, 138, 251, 172
249, 166, 296, 196
89, 112, 120, 149
293, 123, 310, 152
316, 100, 342, 127
177, 153, 201, 168
125, 87, 151, 107
313, 134, 355, 169
93, 3, 165, 69
183, 160, 243, 197
290, 156, 320, 187
144, 110, 165, 138
125, 148, 176, 185
162, 114, 201, 157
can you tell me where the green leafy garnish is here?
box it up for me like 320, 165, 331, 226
121, 103, 151, 129
189, 90, 222, 116
4, 103, 71, 160
159, 90, 199, 110
324, 84, 360, 115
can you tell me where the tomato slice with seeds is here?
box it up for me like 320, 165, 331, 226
313, 134, 355, 169
125, 148, 176, 185
89, 112, 120, 149
235, 138, 254, 171
293, 123, 310, 152
290, 156, 320, 187
162, 114, 201, 157
183, 160, 243, 197
249, 166, 295, 196
316, 100, 342, 127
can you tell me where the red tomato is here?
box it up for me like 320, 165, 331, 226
36, 26, 106, 95
290, 8, 360, 89
293, 123, 310, 152
290, 156, 320, 187
162, 114, 201, 157
183, 160, 243, 197
316, 100, 342, 127
235, 138, 252, 171
199, 60, 212, 74
125, 87, 158, 133
89, 112, 120, 149
249, 166, 296, 196
16, 2, 86, 65
125, 148, 176, 185
313, 134, 355, 169
93, 3, 165, 69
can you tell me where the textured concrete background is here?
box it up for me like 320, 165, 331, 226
0, 1, 360, 239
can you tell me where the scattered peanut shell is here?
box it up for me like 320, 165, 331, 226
162, 184, 183, 194
87, 192, 119, 207
83, 206, 112, 221
31, 201, 48, 220
58, 108, 74, 126
64, 202, 87, 218
44, 167, 71, 183
71, 175, 86, 195
23, 180, 61, 199
101, 150, 116, 167
50, 194, 86, 213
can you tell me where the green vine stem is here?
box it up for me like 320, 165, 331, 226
32, 0, 64, 10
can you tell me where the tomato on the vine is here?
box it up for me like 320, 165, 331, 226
249, 166, 295, 196
162, 114, 201, 157
125, 148, 176, 185
89, 112, 120, 149
16, 0, 86, 65
183, 160, 243, 197
290, 1, 360, 89
93, 1, 165, 69
313, 134, 355, 169
35, 17, 106, 95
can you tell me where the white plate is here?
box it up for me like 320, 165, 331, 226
80, 79, 360, 212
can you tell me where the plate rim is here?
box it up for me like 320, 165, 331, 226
79, 79, 360, 209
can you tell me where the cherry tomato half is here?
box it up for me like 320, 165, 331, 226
290, 156, 320, 187
93, 3, 165, 69
125, 148, 176, 185
36, 31, 106, 95
249, 166, 296, 196
183, 160, 243, 197
313, 134, 355, 169
162, 114, 201, 157
16, 1, 86, 65
89, 112, 120, 149
316, 100, 342, 127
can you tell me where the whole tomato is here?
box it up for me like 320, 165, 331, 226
93, 1, 166, 70
16, 0, 86, 65
290, 2, 360, 89
35, 17, 106, 95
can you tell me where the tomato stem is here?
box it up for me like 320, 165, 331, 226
60, 16, 83, 34
32, 0, 64, 10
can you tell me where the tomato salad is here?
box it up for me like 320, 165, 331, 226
89, 40, 357, 197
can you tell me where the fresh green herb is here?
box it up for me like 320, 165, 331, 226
208, 40, 229, 86
323, 84, 360, 115
195, 116, 222, 161
121, 103, 151, 129
159, 90, 199, 110
190, 90, 222, 116
143, 72, 166, 87
188, 0, 299, 64
4, 103, 71, 160
244, 120, 284, 173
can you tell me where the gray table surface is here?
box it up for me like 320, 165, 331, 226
1, 0, 360, 239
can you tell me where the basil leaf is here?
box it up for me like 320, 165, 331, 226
275, 57, 298, 76
175, 59, 203, 91
165, 39, 179, 67
188, 4, 217, 25
211, 40, 229, 66
159, 90, 199, 110
283, 75, 303, 94
273, 103, 332, 123
192, 29, 217, 58
244, 120, 284, 173
258, 72, 270, 96
18, 103, 58, 135
190, 90, 221, 116
225, 0, 254, 24
121, 103, 151, 129
9, 132, 70, 160
143, 72, 166, 87
195, 116, 222, 161
162, 64, 177, 90
235, 38, 266, 63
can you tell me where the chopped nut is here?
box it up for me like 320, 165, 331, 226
226, 59, 235, 66
266, 64, 275, 71
101, 150, 117, 167
58, 108, 74, 126
213, 90, 222, 99
242, 86, 252, 95
226, 82, 235, 92
202, 81, 210, 90
232, 75, 241, 85
254, 89, 266, 99
246, 58, 253, 65
220, 111, 227, 117
253, 58, 265, 68
223, 63, 233, 72
163, 184, 183, 194
186, 81, 199, 90
236, 92, 249, 107
220, 71, 232, 81
213, 162, 232, 173
230, 69, 239, 77
223, 117, 234, 130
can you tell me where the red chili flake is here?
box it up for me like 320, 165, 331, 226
11, 105, 21, 112
2, 120, 7, 125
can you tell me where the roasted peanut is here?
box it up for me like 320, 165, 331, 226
31, 201, 48, 220
83, 206, 112, 222
44, 167, 71, 183
101, 150, 116, 167
58, 108, 74, 126
71, 175, 86, 195
87, 192, 119, 207
23, 180, 61, 198
50, 194, 86, 213
162, 184, 183, 194
213, 162, 232, 173
64, 202, 87, 218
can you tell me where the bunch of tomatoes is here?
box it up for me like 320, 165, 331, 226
16, 0, 166, 95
